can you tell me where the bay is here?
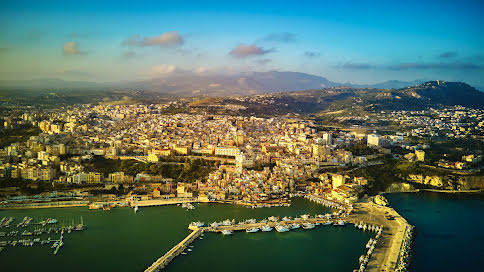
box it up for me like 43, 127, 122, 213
387, 192, 484, 272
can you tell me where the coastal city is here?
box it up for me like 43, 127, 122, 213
1, 1, 483, 272
0, 100, 482, 271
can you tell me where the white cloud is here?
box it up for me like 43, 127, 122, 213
229, 44, 274, 58
150, 64, 177, 75
122, 31, 184, 47
63, 41, 80, 55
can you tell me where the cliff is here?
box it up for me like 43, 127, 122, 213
405, 174, 484, 190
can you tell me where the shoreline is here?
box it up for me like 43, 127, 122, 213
382, 188, 483, 195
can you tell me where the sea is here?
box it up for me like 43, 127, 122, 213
386, 191, 484, 271
1, 193, 482, 272
0, 198, 372, 272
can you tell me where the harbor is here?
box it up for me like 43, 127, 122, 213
0, 215, 86, 255
143, 195, 397, 272
0, 196, 417, 272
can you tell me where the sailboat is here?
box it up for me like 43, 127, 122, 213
74, 216, 85, 231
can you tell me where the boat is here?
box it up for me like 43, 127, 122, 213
301, 214, 310, 219
246, 227, 259, 233
282, 216, 291, 221
268, 216, 278, 222
334, 220, 347, 226
289, 223, 300, 229
47, 218, 57, 224
187, 248, 192, 252
181, 252, 187, 255
244, 219, 257, 224
323, 221, 332, 226
222, 219, 232, 226
189, 221, 204, 228
261, 225, 273, 232
74, 216, 85, 231
134, 206, 139, 213
221, 230, 233, 235
302, 223, 315, 229
275, 225, 290, 232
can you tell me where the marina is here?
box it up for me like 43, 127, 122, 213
0, 197, 418, 272
144, 198, 387, 272
0, 215, 86, 255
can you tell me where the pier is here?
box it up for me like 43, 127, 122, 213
202, 217, 349, 233
144, 228, 203, 272
131, 198, 199, 208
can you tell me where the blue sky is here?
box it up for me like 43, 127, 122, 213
0, 0, 483, 86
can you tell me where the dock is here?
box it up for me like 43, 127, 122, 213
131, 198, 199, 208
144, 228, 203, 272
201, 217, 348, 233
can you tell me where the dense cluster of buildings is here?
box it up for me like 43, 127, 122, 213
1, 102, 481, 203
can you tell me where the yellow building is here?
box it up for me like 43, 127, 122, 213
415, 150, 425, 161
147, 153, 160, 162
174, 146, 190, 155
331, 174, 345, 189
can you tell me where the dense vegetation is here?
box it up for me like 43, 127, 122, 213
0, 124, 41, 148
84, 156, 218, 183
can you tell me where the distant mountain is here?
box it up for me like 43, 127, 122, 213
124, 71, 340, 96
350, 80, 427, 89
0, 72, 479, 98
0, 78, 103, 90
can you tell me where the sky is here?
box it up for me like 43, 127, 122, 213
0, 0, 483, 86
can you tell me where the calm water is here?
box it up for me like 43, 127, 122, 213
0, 198, 372, 271
387, 192, 484, 272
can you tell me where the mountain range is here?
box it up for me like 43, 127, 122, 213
0, 71, 444, 95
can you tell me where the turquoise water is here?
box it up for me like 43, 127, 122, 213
387, 192, 484, 272
0, 198, 372, 271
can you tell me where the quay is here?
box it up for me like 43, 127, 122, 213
201, 217, 350, 233
0, 200, 89, 210
131, 198, 199, 208
144, 228, 203, 272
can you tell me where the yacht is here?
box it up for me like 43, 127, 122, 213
222, 219, 232, 226
261, 225, 273, 232
334, 220, 347, 226
282, 216, 291, 221
244, 219, 257, 224
302, 223, 315, 229
268, 216, 278, 222
246, 227, 259, 233
275, 225, 290, 232
189, 221, 204, 228
221, 230, 234, 235
301, 214, 310, 220
323, 221, 332, 226
289, 223, 300, 229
